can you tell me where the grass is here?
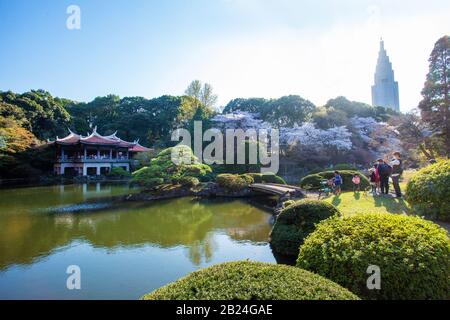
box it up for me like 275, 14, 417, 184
318, 169, 416, 217
323, 192, 410, 217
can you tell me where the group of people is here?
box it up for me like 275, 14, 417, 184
368, 151, 403, 198
327, 151, 403, 198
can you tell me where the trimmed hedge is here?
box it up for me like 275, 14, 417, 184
216, 174, 254, 192
300, 170, 370, 191
107, 166, 131, 177
406, 160, 450, 221
297, 213, 450, 300
142, 261, 359, 300
270, 200, 341, 256
177, 176, 200, 187
248, 173, 287, 184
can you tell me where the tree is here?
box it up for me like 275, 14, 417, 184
390, 112, 437, 161
185, 80, 218, 109
312, 106, 348, 129
0, 90, 72, 140
262, 95, 316, 127
222, 98, 267, 114
418, 35, 450, 156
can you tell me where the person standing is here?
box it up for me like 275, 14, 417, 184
352, 174, 361, 193
389, 152, 403, 198
333, 171, 342, 196
369, 163, 379, 195
377, 159, 392, 195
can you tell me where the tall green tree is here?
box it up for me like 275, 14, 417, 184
418, 35, 450, 156
262, 95, 316, 127
185, 80, 218, 109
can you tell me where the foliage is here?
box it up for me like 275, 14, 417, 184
67, 94, 212, 147
262, 95, 316, 127
324, 96, 398, 122
248, 173, 286, 184
389, 112, 438, 161
222, 95, 316, 127
300, 170, 370, 191
0, 116, 41, 177
0, 90, 72, 140
312, 106, 349, 129
185, 80, 218, 109
418, 35, 450, 156
133, 150, 158, 169
132, 146, 212, 188
108, 166, 131, 177
177, 176, 200, 187
297, 213, 450, 300
215, 173, 254, 192
142, 261, 359, 300
270, 200, 341, 256
406, 160, 450, 221
222, 98, 267, 114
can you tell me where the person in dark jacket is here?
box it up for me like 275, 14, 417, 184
388, 152, 403, 198
377, 159, 392, 195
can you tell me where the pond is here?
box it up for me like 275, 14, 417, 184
0, 183, 276, 299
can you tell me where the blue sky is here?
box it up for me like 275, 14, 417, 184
0, 0, 449, 111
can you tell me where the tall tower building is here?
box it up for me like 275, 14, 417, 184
371, 39, 400, 111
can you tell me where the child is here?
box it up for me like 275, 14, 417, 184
352, 174, 361, 192
369, 163, 379, 195
333, 171, 342, 196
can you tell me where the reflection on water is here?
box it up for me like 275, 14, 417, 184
0, 183, 275, 299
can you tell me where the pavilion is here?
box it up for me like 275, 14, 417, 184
49, 127, 151, 176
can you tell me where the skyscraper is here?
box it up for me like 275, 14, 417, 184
371, 39, 400, 111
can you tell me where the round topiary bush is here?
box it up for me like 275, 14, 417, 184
406, 160, 450, 221
248, 173, 287, 184
300, 170, 370, 191
296, 213, 450, 300
216, 174, 254, 192
270, 200, 341, 256
142, 261, 359, 300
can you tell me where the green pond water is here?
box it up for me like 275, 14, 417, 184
0, 183, 276, 299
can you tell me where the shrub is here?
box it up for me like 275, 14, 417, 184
142, 261, 359, 300
298, 174, 322, 190
131, 146, 212, 187
108, 166, 131, 177
297, 213, 450, 300
178, 176, 200, 188
270, 200, 341, 256
406, 160, 450, 221
216, 174, 254, 192
300, 170, 369, 191
333, 163, 358, 171
248, 173, 286, 184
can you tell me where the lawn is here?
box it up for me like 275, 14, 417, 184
318, 169, 416, 217
323, 192, 411, 217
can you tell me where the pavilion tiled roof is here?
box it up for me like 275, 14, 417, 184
52, 127, 152, 152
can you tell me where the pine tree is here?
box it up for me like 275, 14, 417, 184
418, 36, 450, 156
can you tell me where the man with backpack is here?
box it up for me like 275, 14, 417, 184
377, 158, 392, 195
388, 152, 403, 198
